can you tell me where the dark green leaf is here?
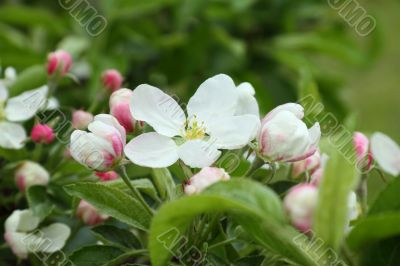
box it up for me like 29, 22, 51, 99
91, 225, 141, 250
368, 178, 400, 215
69, 245, 124, 266
26, 185, 54, 221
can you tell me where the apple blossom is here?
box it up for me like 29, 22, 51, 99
284, 184, 318, 232
258, 103, 321, 162
292, 149, 321, 177
15, 161, 50, 191
353, 132, 372, 171
70, 114, 126, 171
72, 110, 94, 129
4, 209, 70, 259
184, 167, 230, 195
95, 171, 119, 181
31, 124, 55, 144
235, 82, 259, 117
102, 69, 123, 92
0, 85, 48, 149
109, 88, 136, 133
310, 154, 329, 186
47, 50, 72, 76
370, 132, 400, 176
125, 74, 260, 168
77, 200, 109, 225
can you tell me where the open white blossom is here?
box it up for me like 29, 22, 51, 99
0, 85, 48, 149
4, 209, 70, 259
371, 132, 400, 176
125, 74, 260, 168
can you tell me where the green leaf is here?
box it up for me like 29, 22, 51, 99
69, 245, 124, 266
152, 168, 177, 201
64, 183, 151, 231
26, 185, 54, 221
347, 212, 400, 250
91, 225, 141, 250
149, 179, 320, 266
9, 65, 47, 96
314, 148, 358, 251
368, 178, 400, 215
104, 178, 159, 201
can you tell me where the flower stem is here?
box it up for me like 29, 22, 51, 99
356, 174, 368, 215
119, 165, 153, 216
245, 156, 265, 177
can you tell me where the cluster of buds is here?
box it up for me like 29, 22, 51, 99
30, 124, 55, 144
47, 50, 72, 77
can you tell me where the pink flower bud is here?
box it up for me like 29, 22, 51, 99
77, 200, 108, 225
102, 69, 123, 92
47, 50, 72, 76
353, 132, 372, 171
109, 88, 136, 133
72, 110, 94, 129
95, 171, 119, 181
292, 149, 321, 177
15, 161, 49, 191
284, 184, 318, 232
31, 124, 55, 144
184, 167, 230, 195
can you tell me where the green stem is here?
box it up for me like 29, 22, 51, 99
108, 249, 148, 266
356, 174, 368, 215
245, 156, 265, 177
120, 165, 153, 216
208, 238, 237, 250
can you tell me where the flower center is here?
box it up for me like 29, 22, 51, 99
184, 116, 206, 140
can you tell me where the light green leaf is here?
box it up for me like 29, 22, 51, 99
149, 179, 320, 266
152, 168, 177, 201
26, 185, 54, 221
9, 65, 47, 96
368, 177, 400, 215
314, 148, 358, 251
104, 178, 159, 201
64, 183, 151, 231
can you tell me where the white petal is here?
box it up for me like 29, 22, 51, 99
45, 97, 59, 110
178, 140, 221, 168
207, 115, 260, 149
187, 74, 238, 125
124, 132, 179, 167
5, 209, 40, 233
5, 85, 48, 122
5, 67, 17, 82
308, 123, 321, 147
4, 232, 29, 259
371, 132, 400, 176
0, 121, 27, 149
262, 103, 304, 126
130, 84, 185, 137
235, 84, 259, 117
0, 81, 8, 101
92, 114, 126, 144
34, 223, 71, 253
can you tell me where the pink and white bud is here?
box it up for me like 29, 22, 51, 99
292, 149, 321, 177
284, 184, 318, 232
47, 50, 72, 76
31, 124, 55, 144
353, 132, 372, 171
77, 200, 108, 225
95, 171, 119, 181
184, 167, 230, 195
102, 69, 123, 92
70, 114, 126, 171
110, 89, 136, 133
72, 110, 94, 129
310, 154, 329, 186
258, 103, 321, 162
15, 161, 50, 191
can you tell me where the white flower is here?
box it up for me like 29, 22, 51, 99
184, 167, 230, 195
15, 161, 50, 191
70, 114, 126, 171
258, 103, 320, 162
0, 85, 48, 149
124, 74, 260, 168
235, 82, 259, 117
370, 132, 400, 176
4, 209, 70, 259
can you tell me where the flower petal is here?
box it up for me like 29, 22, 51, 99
0, 121, 27, 149
371, 132, 400, 176
262, 103, 304, 126
235, 82, 259, 117
92, 114, 126, 144
4, 232, 29, 259
178, 139, 221, 168
187, 74, 238, 125
45, 97, 59, 110
130, 84, 185, 137
0, 81, 8, 101
124, 132, 179, 167
34, 223, 71, 253
5, 209, 40, 233
5, 85, 48, 122
207, 115, 260, 149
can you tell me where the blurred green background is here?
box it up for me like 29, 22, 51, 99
0, 0, 397, 163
